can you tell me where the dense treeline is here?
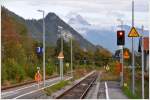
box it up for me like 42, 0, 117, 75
2, 8, 40, 85
1, 9, 112, 86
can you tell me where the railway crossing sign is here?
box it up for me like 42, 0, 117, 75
124, 50, 130, 59
128, 27, 140, 37
105, 65, 110, 71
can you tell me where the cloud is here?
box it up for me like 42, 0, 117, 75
2, 0, 149, 29
107, 11, 125, 18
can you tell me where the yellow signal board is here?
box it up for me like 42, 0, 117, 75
128, 27, 140, 37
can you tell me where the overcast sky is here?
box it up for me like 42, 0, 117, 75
1, 0, 149, 29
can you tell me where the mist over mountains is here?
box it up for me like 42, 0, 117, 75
67, 13, 149, 52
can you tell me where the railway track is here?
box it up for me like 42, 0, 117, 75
56, 72, 98, 99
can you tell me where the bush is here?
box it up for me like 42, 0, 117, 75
1, 63, 8, 84
46, 63, 55, 76
122, 86, 140, 99
4, 58, 26, 82
15, 64, 25, 82
27, 65, 36, 78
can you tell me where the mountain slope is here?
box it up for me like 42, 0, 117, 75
25, 13, 96, 51
2, 7, 98, 51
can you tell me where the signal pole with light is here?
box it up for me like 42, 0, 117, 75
117, 30, 125, 87
117, 18, 125, 87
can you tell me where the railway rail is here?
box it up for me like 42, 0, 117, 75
56, 72, 98, 99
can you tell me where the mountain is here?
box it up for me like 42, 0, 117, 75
25, 12, 97, 51
2, 7, 99, 51
67, 13, 149, 52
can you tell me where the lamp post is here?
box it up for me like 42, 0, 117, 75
70, 35, 73, 78
58, 26, 64, 80
58, 26, 63, 52
67, 33, 73, 78
63, 31, 73, 78
37, 10, 46, 87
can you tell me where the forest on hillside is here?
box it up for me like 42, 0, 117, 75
1, 8, 112, 86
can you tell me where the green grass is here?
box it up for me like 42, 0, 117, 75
122, 86, 141, 99
44, 80, 70, 96
122, 69, 149, 99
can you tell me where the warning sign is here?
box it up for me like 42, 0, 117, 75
143, 37, 149, 51
35, 72, 42, 82
124, 50, 130, 59
128, 27, 140, 37
58, 51, 64, 59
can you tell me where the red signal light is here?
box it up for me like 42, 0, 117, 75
119, 32, 123, 36
117, 30, 125, 45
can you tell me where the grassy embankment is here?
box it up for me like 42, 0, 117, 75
122, 68, 149, 99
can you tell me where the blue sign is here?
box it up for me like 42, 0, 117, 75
36, 47, 43, 54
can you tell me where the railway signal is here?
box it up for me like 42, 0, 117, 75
36, 47, 43, 54
116, 21, 125, 87
117, 30, 125, 46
